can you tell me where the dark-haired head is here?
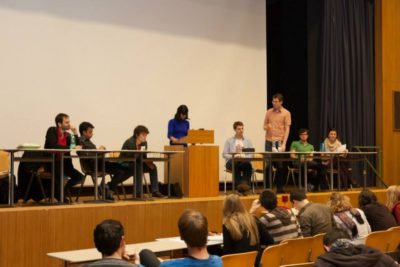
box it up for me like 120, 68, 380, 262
358, 189, 377, 208
290, 190, 307, 203
93, 219, 124, 257
79, 121, 94, 135
323, 227, 351, 247
298, 128, 309, 136
233, 121, 244, 130
178, 209, 208, 248
272, 93, 283, 102
259, 190, 277, 211
174, 105, 189, 121
133, 125, 149, 138
55, 113, 69, 127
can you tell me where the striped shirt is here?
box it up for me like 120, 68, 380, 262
259, 207, 301, 243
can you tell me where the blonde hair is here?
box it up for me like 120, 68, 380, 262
386, 185, 400, 211
328, 192, 353, 213
223, 194, 259, 246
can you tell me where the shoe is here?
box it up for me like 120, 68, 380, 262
152, 191, 166, 198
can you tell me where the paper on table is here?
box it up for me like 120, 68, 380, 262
337, 144, 347, 153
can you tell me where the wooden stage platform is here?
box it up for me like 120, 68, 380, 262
0, 189, 387, 267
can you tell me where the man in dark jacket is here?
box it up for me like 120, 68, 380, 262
44, 113, 83, 202
315, 228, 398, 267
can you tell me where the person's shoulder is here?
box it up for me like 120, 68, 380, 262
208, 255, 223, 265
46, 126, 57, 134
282, 107, 291, 114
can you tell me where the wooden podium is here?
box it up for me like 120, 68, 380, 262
164, 130, 219, 197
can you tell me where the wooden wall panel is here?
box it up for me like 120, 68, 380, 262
375, 0, 400, 185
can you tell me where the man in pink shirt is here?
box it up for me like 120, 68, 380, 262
263, 93, 291, 193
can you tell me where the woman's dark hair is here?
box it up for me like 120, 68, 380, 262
174, 105, 189, 120
358, 189, 378, 208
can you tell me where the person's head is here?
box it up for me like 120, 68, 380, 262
386, 185, 400, 210
223, 194, 259, 245
290, 190, 308, 210
328, 192, 352, 213
79, 121, 95, 139
174, 105, 189, 120
233, 121, 244, 138
133, 125, 149, 143
93, 219, 125, 257
327, 128, 338, 142
298, 128, 309, 142
272, 93, 283, 110
323, 227, 351, 251
178, 209, 208, 248
358, 189, 377, 208
259, 190, 277, 211
55, 113, 70, 131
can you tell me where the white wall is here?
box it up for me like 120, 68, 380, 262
0, 0, 266, 181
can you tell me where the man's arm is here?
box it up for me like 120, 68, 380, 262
263, 111, 269, 131
281, 111, 292, 151
222, 139, 232, 160
298, 215, 312, 237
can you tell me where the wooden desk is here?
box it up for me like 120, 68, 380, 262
164, 145, 219, 197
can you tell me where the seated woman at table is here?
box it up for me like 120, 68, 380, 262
321, 128, 356, 189
167, 105, 189, 145
222, 194, 273, 267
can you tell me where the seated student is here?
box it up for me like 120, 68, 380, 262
140, 209, 222, 267
386, 185, 400, 225
78, 122, 128, 200
222, 121, 253, 195
44, 113, 84, 202
290, 190, 333, 237
83, 219, 142, 267
328, 192, 371, 245
223, 194, 273, 266
358, 189, 397, 231
315, 227, 398, 267
119, 125, 164, 198
290, 128, 327, 192
250, 190, 301, 243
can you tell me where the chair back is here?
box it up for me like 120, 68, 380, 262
280, 262, 315, 267
387, 226, 400, 252
221, 251, 258, 267
0, 150, 10, 178
260, 242, 286, 267
79, 158, 93, 175
280, 236, 313, 265
309, 233, 326, 262
365, 230, 391, 253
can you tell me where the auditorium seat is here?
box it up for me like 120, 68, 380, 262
260, 242, 286, 267
221, 251, 258, 267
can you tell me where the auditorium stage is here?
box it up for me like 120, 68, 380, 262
0, 189, 387, 267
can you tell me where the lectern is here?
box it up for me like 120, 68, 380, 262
164, 130, 219, 197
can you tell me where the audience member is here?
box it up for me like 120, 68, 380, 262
222, 194, 273, 266
290, 190, 333, 236
44, 113, 84, 202
83, 219, 142, 267
386, 185, 400, 225
119, 125, 164, 198
315, 227, 398, 267
222, 121, 253, 195
167, 105, 190, 145
263, 93, 291, 193
79, 121, 127, 200
328, 192, 371, 245
250, 190, 301, 243
358, 189, 397, 231
290, 128, 327, 192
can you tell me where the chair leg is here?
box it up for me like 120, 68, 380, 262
23, 172, 36, 202
36, 175, 48, 202
224, 170, 228, 194
143, 174, 151, 196
75, 175, 87, 202
251, 169, 256, 194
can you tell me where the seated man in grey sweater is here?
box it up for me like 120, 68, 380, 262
290, 190, 333, 236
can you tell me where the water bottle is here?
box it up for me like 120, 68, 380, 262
70, 134, 76, 149
320, 142, 325, 152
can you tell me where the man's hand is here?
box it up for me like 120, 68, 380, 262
170, 137, 178, 143
249, 199, 261, 214
278, 145, 286, 152
70, 125, 78, 135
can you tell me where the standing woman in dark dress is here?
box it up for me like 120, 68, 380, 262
167, 105, 190, 145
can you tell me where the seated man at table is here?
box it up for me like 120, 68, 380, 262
140, 209, 223, 267
83, 219, 142, 267
119, 125, 164, 198
222, 121, 253, 195
79, 121, 128, 200
290, 128, 327, 192
44, 113, 84, 202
